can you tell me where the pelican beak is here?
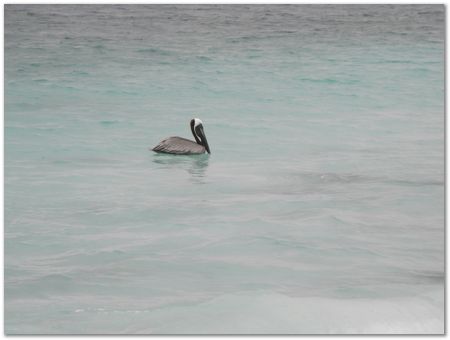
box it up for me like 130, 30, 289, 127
197, 125, 211, 154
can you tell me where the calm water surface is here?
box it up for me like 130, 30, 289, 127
5, 5, 444, 334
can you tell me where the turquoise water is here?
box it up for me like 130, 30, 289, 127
5, 5, 444, 334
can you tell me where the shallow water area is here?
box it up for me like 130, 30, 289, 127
4, 4, 444, 334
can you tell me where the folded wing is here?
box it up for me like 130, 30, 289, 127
152, 136, 205, 155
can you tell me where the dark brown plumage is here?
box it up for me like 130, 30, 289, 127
152, 136, 206, 155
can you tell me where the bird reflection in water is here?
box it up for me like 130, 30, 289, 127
152, 153, 209, 183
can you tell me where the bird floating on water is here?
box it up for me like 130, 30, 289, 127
152, 118, 211, 155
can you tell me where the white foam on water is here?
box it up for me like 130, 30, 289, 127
143, 290, 444, 334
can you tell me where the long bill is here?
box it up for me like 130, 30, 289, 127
197, 126, 211, 154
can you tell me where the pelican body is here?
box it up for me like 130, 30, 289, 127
152, 118, 211, 155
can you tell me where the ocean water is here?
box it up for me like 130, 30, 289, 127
4, 5, 445, 334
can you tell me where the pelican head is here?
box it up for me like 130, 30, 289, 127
190, 118, 210, 154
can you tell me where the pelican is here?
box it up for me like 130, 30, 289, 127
152, 118, 211, 155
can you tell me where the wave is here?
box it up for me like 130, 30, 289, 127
134, 291, 443, 334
